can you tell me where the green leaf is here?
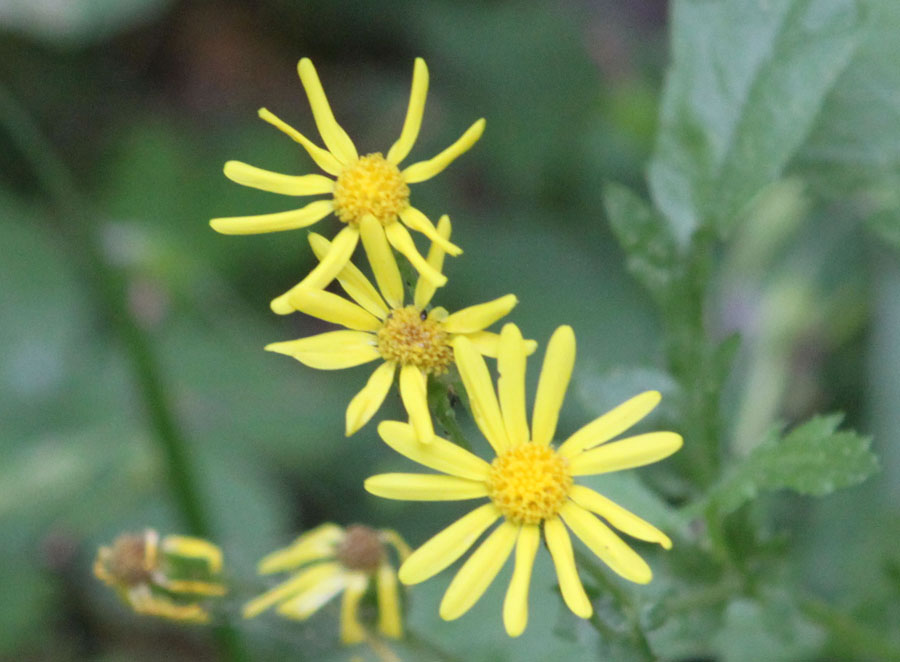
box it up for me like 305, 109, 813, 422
649, 0, 861, 241
710, 414, 879, 515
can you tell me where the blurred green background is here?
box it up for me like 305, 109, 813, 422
2, 0, 898, 660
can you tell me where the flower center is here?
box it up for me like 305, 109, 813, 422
104, 533, 155, 586
487, 444, 573, 525
333, 153, 410, 226
376, 306, 453, 374
336, 525, 385, 573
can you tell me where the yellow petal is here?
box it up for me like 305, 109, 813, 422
276, 568, 348, 620
439, 521, 517, 621
346, 362, 396, 436
157, 579, 226, 596
380, 529, 412, 562
223, 160, 334, 196
265, 330, 379, 370
365, 473, 488, 501
210, 199, 333, 235
359, 215, 404, 309
296, 58, 358, 165
452, 336, 510, 454
559, 502, 652, 584
443, 294, 518, 334
258, 107, 343, 176
398, 504, 500, 585
463, 330, 501, 357
568, 432, 683, 476
402, 118, 486, 184
270, 226, 360, 313
308, 232, 388, 319
339, 572, 369, 644
376, 563, 403, 639
400, 364, 434, 444
161, 535, 223, 573
414, 214, 453, 308
558, 391, 663, 459
242, 561, 339, 618
544, 516, 592, 618
258, 524, 344, 574
287, 288, 381, 331
568, 485, 672, 549
503, 524, 540, 637
377, 420, 491, 480
384, 221, 447, 287
532, 325, 575, 445
386, 58, 428, 165
497, 323, 530, 447
400, 206, 462, 256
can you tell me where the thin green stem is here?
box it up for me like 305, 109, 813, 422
800, 596, 900, 661
0, 83, 248, 662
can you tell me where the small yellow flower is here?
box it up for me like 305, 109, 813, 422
93, 529, 226, 624
365, 324, 682, 637
265, 216, 534, 443
243, 523, 410, 645
210, 57, 484, 292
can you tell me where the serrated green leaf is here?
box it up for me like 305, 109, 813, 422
649, 0, 860, 241
711, 414, 879, 514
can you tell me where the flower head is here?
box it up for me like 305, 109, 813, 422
365, 324, 682, 636
210, 57, 484, 292
242, 523, 410, 645
265, 217, 534, 443
93, 529, 226, 623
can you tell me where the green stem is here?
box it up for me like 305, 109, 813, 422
429, 373, 473, 451
0, 83, 248, 662
800, 597, 900, 660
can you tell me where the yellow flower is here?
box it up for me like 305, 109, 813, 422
365, 324, 682, 637
243, 523, 410, 645
93, 529, 226, 624
265, 216, 533, 443
210, 57, 484, 293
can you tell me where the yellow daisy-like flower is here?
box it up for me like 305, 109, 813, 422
93, 529, 226, 624
210, 57, 484, 293
243, 523, 410, 645
265, 216, 534, 443
365, 324, 683, 637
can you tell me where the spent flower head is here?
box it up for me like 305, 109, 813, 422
365, 324, 682, 636
210, 58, 484, 293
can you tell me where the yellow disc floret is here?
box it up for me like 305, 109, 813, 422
376, 306, 453, 374
488, 444, 573, 525
333, 153, 410, 226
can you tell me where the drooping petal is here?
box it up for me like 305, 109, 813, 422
439, 521, 517, 621
559, 502, 652, 584
532, 325, 576, 446
402, 118, 486, 184
400, 364, 434, 444
377, 420, 491, 480
359, 215, 404, 309
257, 108, 343, 175
497, 323, 530, 447
384, 221, 447, 287
242, 561, 340, 618
296, 58, 358, 165
308, 232, 388, 319
503, 524, 540, 637
380, 529, 412, 562
339, 572, 369, 644
443, 294, 518, 334
400, 206, 462, 256
568, 485, 672, 549
265, 330, 379, 370
376, 563, 403, 638
258, 524, 344, 574
414, 214, 453, 308
161, 536, 223, 573
345, 362, 396, 436
452, 336, 510, 454
365, 473, 488, 501
276, 569, 348, 620
544, 516, 592, 618
568, 432, 683, 476
223, 161, 335, 196
210, 199, 333, 235
386, 58, 428, 165
558, 391, 663, 459
287, 288, 382, 331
